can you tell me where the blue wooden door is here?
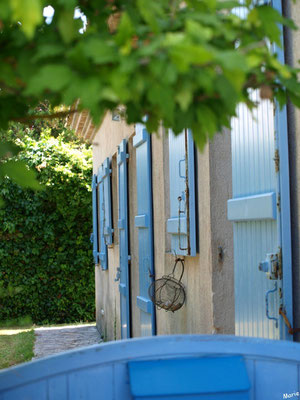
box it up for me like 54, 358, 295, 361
102, 158, 113, 246
92, 174, 99, 265
133, 124, 155, 337
117, 139, 131, 339
98, 165, 108, 270
228, 0, 293, 340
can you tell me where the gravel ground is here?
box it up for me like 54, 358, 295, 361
33, 324, 102, 359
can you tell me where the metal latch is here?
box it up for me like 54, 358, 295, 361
279, 307, 300, 335
258, 253, 279, 280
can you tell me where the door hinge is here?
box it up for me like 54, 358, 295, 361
277, 194, 281, 212
274, 149, 280, 172
277, 247, 282, 280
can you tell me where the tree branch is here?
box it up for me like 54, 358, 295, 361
11, 110, 77, 124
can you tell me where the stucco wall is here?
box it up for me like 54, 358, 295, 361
209, 131, 234, 334
92, 113, 234, 340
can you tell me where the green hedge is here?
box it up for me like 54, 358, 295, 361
0, 127, 94, 324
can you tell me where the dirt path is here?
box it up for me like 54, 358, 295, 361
33, 324, 102, 359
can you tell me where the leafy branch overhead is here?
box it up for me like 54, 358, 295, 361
0, 0, 300, 148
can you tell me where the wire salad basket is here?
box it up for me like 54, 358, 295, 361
148, 258, 186, 312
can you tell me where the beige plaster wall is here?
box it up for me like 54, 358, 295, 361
93, 114, 234, 340
92, 112, 134, 175
209, 131, 234, 334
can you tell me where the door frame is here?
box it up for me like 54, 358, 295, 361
273, 0, 293, 340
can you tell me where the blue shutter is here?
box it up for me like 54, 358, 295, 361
92, 174, 99, 265
102, 158, 114, 246
227, 0, 293, 340
117, 139, 131, 338
167, 129, 196, 256
133, 124, 155, 337
98, 164, 108, 271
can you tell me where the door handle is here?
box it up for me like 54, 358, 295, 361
179, 158, 186, 179
265, 282, 278, 328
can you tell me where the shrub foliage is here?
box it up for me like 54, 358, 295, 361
0, 125, 94, 324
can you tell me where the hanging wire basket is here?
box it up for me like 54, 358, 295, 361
148, 258, 186, 312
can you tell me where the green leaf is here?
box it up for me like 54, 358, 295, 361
114, 12, 134, 46
58, 11, 81, 44
0, 63, 17, 88
78, 78, 103, 119
215, 1, 240, 10
0, 142, 19, 159
32, 44, 66, 62
25, 65, 74, 95
137, 0, 165, 32
185, 20, 213, 42
0, 160, 42, 190
166, 37, 214, 71
10, 0, 42, 38
83, 38, 118, 64
215, 51, 249, 72
175, 85, 193, 112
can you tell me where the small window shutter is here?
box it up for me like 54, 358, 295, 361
102, 157, 114, 246
98, 164, 108, 270
92, 174, 99, 265
167, 129, 196, 256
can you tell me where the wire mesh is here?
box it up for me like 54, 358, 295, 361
148, 258, 186, 312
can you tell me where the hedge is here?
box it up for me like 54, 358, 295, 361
0, 125, 94, 324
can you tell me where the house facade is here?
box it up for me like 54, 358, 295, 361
90, 118, 234, 341
71, 0, 300, 342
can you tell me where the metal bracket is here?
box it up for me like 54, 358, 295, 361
258, 253, 279, 280
114, 267, 121, 282
148, 268, 155, 279
265, 282, 278, 328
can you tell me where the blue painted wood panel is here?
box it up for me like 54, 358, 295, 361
92, 174, 99, 264
133, 124, 155, 337
128, 356, 250, 399
117, 139, 131, 339
102, 158, 113, 246
228, 2, 292, 340
227, 192, 277, 222
1, 335, 300, 400
167, 129, 196, 256
98, 165, 108, 271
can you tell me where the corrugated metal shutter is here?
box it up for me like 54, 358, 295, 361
167, 129, 196, 256
227, 0, 293, 340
